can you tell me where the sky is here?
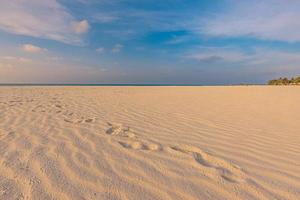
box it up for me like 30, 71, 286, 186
0, 0, 300, 84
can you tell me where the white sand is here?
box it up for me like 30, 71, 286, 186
0, 86, 299, 200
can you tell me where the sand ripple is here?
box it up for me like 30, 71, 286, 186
0, 86, 300, 200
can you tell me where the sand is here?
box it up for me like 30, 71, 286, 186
0, 86, 299, 200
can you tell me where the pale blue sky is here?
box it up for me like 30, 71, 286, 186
0, 0, 300, 84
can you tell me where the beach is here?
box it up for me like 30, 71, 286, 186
0, 86, 299, 200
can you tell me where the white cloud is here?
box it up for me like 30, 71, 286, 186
184, 46, 300, 83
2, 56, 32, 63
200, 0, 300, 42
72, 20, 89, 34
186, 46, 300, 74
111, 44, 123, 53
0, 0, 89, 45
0, 56, 33, 74
22, 44, 47, 53
47, 56, 63, 61
0, 55, 110, 84
96, 47, 105, 54
92, 13, 119, 23
187, 51, 246, 63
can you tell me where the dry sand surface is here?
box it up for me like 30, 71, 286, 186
0, 86, 299, 200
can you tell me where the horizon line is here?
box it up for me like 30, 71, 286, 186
0, 83, 266, 87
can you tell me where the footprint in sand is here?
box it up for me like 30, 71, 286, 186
106, 123, 136, 138
84, 118, 94, 123
77, 118, 96, 124
64, 117, 96, 124
169, 145, 247, 183
54, 104, 63, 109
32, 104, 63, 114
32, 105, 44, 112
106, 123, 161, 151
118, 140, 162, 151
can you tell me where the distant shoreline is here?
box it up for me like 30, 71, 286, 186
0, 83, 268, 87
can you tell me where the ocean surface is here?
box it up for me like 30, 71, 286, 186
0, 83, 261, 87
0, 84, 206, 86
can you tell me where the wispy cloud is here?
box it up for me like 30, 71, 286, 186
111, 44, 123, 53
92, 13, 119, 23
187, 49, 246, 63
200, 0, 300, 42
1, 56, 32, 64
186, 46, 300, 76
0, 56, 33, 75
74, 0, 300, 43
0, 0, 89, 45
96, 47, 105, 54
85, 6, 192, 39
0, 54, 109, 83
22, 44, 47, 53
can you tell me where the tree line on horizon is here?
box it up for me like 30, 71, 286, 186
268, 76, 300, 85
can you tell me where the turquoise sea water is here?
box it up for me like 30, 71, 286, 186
0, 83, 264, 87
0, 84, 207, 87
